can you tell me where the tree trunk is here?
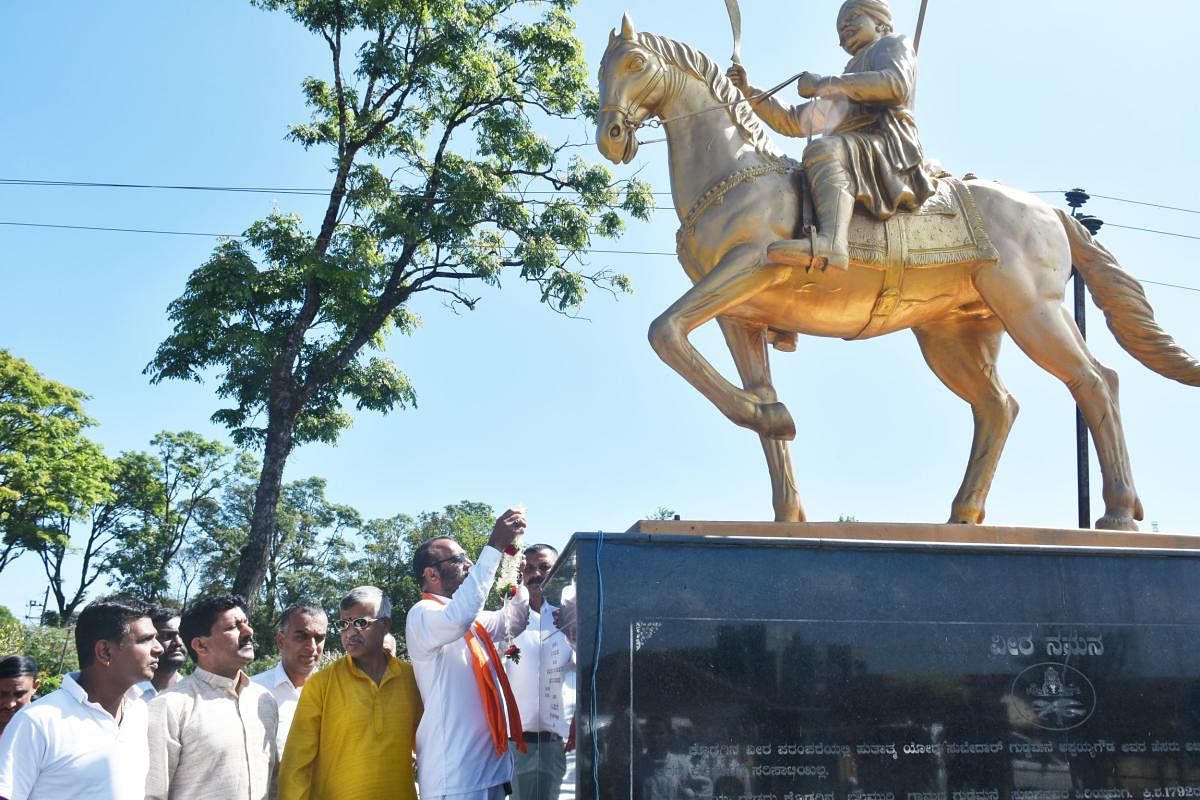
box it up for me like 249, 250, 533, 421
233, 408, 297, 607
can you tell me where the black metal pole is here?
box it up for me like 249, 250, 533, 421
1064, 189, 1103, 529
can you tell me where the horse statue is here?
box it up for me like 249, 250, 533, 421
595, 14, 1200, 531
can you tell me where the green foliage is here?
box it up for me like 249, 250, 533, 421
146, 0, 654, 605
22, 624, 78, 681
147, 1, 651, 450
103, 432, 242, 601
191, 473, 358, 654
0, 618, 23, 657
356, 500, 498, 633
0, 350, 112, 574
648, 506, 678, 520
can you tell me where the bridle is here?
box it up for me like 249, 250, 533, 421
598, 59, 667, 145
599, 51, 800, 147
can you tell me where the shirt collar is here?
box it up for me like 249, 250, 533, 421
269, 661, 302, 689
193, 666, 250, 694
62, 672, 143, 719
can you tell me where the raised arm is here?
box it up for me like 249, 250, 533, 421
406, 509, 527, 656
726, 63, 821, 138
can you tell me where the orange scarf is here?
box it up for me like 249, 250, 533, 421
422, 593, 527, 755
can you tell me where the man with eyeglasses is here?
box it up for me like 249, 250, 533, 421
278, 586, 422, 800
136, 605, 187, 700
406, 508, 531, 800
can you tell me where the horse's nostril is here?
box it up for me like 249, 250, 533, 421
609, 124, 623, 139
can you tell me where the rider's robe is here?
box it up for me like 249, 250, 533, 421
746, 32, 935, 219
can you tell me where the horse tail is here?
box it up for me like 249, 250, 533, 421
1057, 208, 1200, 387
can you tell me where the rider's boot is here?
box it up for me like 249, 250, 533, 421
767, 153, 854, 271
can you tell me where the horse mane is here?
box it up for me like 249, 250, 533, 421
632, 31, 785, 161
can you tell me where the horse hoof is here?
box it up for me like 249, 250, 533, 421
758, 401, 796, 441
1095, 514, 1139, 532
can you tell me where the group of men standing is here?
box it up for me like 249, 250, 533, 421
0, 506, 577, 800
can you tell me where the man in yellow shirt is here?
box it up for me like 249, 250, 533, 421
278, 586, 422, 800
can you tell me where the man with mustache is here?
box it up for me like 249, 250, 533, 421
252, 603, 328, 753
0, 598, 162, 800
504, 544, 576, 800
278, 586, 421, 800
146, 594, 278, 800
406, 508, 530, 800
137, 605, 187, 700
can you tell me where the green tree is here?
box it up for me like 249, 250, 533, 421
35, 451, 172, 622
193, 474, 359, 645
146, 0, 652, 606
104, 432, 241, 600
355, 500, 497, 635
1, 350, 111, 573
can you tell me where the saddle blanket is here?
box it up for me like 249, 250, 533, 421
846, 176, 998, 269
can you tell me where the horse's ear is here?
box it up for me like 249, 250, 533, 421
620, 12, 635, 40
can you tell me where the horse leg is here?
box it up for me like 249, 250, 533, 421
716, 317, 805, 521
648, 245, 796, 439
912, 317, 1018, 524
973, 269, 1142, 530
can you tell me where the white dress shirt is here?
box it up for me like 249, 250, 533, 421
0, 672, 149, 800
251, 661, 302, 753
406, 545, 529, 800
504, 602, 576, 737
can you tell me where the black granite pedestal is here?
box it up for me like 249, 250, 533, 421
547, 523, 1200, 800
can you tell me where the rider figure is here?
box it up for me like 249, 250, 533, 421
728, 0, 934, 271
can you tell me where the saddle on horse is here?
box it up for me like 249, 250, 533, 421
768, 167, 999, 345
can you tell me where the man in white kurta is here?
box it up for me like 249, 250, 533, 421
147, 595, 278, 800
504, 544, 576, 800
406, 508, 530, 800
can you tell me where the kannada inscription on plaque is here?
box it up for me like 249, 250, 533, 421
621, 619, 1200, 800
562, 532, 1200, 800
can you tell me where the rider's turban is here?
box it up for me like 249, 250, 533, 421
838, 0, 894, 29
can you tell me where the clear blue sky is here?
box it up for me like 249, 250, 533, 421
2, 1, 1197, 617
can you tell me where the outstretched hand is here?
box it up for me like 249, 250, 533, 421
725, 63, 749, 94
796, 71, 823, 98
487, 507, 527, 554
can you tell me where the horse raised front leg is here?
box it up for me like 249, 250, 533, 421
649, 245, 796, 440
912, 317, 1018, 525
717, 317, 805, 521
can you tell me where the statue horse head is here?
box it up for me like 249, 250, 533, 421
596, 14, 783, 167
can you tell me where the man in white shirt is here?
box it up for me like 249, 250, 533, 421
0, 597, 163, 800
252, 602, 328, 753
505, 545, 576, 800
136, 605, 187, 701
146, 594, 278, 800
406, 508, 530, 800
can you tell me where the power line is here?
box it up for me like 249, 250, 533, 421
1103, 223, 1200, 241
1032, 190, 1200, 216
3, 219, 1196, 293
0, 178, 327, 196
0, 221, 231, 237
0, 176, 678, 199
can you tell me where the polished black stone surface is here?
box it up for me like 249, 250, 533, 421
549, 533, 1200, 800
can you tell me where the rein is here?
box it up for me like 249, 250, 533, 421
613, 68, 802, 146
